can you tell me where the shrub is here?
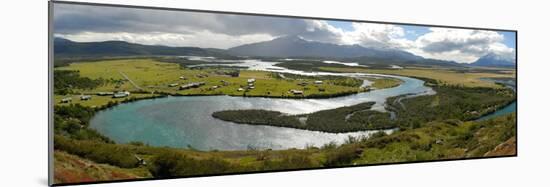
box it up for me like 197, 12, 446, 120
149, 151, 233, 178
324, 145, 362, 166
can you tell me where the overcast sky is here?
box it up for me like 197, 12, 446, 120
53, 3, 516, 63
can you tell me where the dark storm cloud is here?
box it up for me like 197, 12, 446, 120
53, 3, 321, 37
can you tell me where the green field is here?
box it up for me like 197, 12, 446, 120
54, 59, 401, 108
320, 66, 515, 88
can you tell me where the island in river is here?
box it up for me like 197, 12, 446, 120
53, 56, 516, 183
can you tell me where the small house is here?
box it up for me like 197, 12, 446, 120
134, 155, 147, 166
314, 80, 323, 84
97, 92, 114, 96
237, 88, 244, 92
290, 90, 304, 95
247, 79, 256, 83
179, 82, 205, 90
179, 76, 186, 80
60, 97, 72, 103
113, 91, 130, 98
168, 83, 179, 87
80, 95, 92, 100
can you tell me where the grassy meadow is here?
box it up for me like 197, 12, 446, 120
319, 66, 515, 88
54, 58, 401, 108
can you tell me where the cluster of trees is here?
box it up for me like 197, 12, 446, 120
305, 102, 394, 132
54, 104, 112, 142
148, 151, 236, 178
387, 85, 516, 130
213, 102, 395, 133
54, 135, 138, 168
212, 110, 302, 128
54, 70, 104, 95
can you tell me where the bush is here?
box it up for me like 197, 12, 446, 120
261, 153, 316, 170
149, 151, 233, 178
54, 135, 138, 168
324, 145, 362, 166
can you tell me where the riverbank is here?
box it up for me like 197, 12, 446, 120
54, 109, 517, 184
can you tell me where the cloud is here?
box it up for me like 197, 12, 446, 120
412, 28, 515, 63
341, 23, 411, 49
54, 31, 274, 49
54, 4, 307, 38
53, 3, 515, 63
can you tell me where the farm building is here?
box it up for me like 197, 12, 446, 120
60, 97, 72, 103
314, 80, 323, 84
179, 82, 205, 90
179, 76, 186, 80
113, 91, 130, 98
247, 79, 256, 83
237, 88, 244, 91
80, 95, 92, 100
97, 92, 114, 96
290, 90, 304, 95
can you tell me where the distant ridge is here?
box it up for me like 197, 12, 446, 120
228, 35, 459, 66
471, 53, 515, 67
53, 37, 234, 58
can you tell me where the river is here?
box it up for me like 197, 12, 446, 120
90, 58, 436, 151
477, 77, 517, 121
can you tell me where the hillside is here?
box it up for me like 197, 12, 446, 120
53, 37, 235, 58
471, 53, 516, 67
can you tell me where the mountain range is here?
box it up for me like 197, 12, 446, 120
53, 37, 233, 58
54, 36, 514, 67
471, 53, 516, 67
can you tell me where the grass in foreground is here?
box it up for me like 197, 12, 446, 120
54, 110, 516, 183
